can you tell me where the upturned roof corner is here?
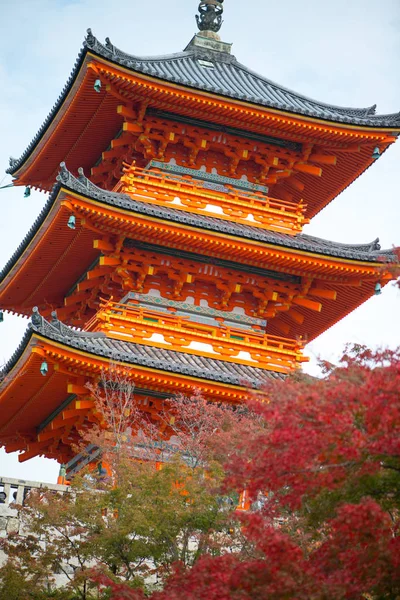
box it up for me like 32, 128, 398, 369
6, 28, 400, 177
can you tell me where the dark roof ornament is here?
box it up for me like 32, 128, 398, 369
85, 28, 96, 48
31, 306, 43, 327
196, 0, 224, 33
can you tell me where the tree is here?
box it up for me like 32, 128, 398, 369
1, 382, 254, 598
228, 346, 400, 517
4, 351, 399, 599
96, 347, 400, 600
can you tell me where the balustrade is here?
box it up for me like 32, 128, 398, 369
116, 163, 309, 234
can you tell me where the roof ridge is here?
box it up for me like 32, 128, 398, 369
85, 29, 400, 124
0, 308, 282, 387
231, 60, 378, 118
0, 164, 394, 287
301, 234, 382, 253
88, 29, 235, 65
6, 28, 400, 177
58, 165, 394, 261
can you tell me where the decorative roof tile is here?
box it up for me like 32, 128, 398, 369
57, 165, 394, 262
0, 164, 395, 285
6, 30, 400, 175
82, 30, 400, 127
1, 309, 283, 388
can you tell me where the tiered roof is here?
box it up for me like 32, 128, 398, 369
6, 29, 400, 218
3, 164, 393, 274
0, 308, 283, 463
0, 165, 394, 343
8, 29, 400, 179
1, 3, 399, 467
4, 310, 282, 388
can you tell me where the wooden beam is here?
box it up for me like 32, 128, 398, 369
74, 399, 95, 410
123, 122, 143, 133
293, 163, 322, 177
50, 416, 79, 432
309, 153, 337, 166
62, 408, 90, 420
117, 105, 137, 120
77, 277, 102, 293
286, 178, 305, 192
100, 256, 121, 267
276, 188, 294, 202
67, 384, 89, 396
94, 239, 114, 252
287, 309, 305, 325
274, 320, 291, 335
64, 291, 89, 307
111, 135, 133, 149
87, 267, 114, 280
37, 430, 58, 443
101, 147, 127, 161
293, 297, 322, 312
91, 164, 111, 178
274, 170, 292, 180
18, 441, 51, 463
309, 288, 337, 300
5, 441, 27, 453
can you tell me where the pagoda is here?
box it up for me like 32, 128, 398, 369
0, 1, 398, 476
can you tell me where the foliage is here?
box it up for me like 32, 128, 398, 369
229, 346, 400, 516
2, 350, 399, 599
0, 386, 253, 598
96, 348, 400, 599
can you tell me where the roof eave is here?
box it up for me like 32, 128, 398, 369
7, 49, 91, 179
0, 167, 395, 295
7, 30, 400, 181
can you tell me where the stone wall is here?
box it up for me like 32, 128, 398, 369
0, 476, 72, 586
0, 476, 68, 538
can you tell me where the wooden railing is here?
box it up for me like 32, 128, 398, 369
86, 300, 307, 373
114, 163, 309, 235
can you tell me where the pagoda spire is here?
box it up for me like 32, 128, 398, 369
195, 0, 224, 33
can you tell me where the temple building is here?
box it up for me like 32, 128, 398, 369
0, 1, 398, 476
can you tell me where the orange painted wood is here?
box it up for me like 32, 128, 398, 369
93, 239, 114, 252
37, 431, 57, 443
50, 416, 79, 431
100, 256, 121, 266
117, 105, 137, 120
119, 163, 308, 235
293, 163, 323, 177
18, 440, 51, 462
67, 384, 89, 395
88, 299, 306, 373
62, 408, 89, 420
4, 441, 27, 453
123, 121, 143, 133
309, 288, 337, 300
292, 297, 322, 312
287, 309, 305, 325
309, 153, 337, 166
74, 399, 95, 409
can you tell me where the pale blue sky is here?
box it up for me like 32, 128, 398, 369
0, 0, 399, 483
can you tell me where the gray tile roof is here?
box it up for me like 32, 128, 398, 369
57, 165, 394, 262
86, 30, 400, 127
0, 164, 394, 286
7, 29, 400, 176
2, 309, 283, 388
